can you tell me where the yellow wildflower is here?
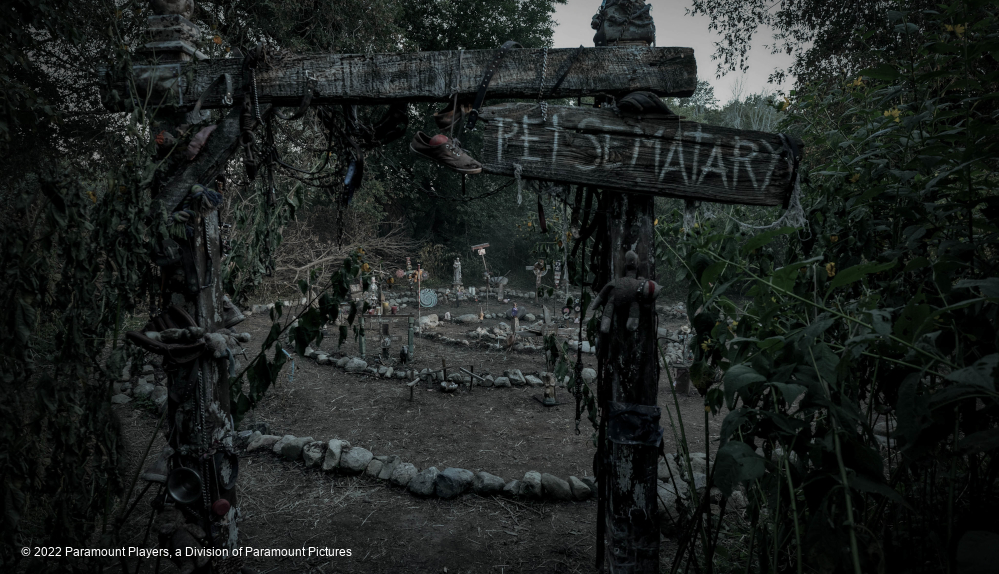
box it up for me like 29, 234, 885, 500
944, 24, 966, 37
849, 174, 860, 183
852, 77, 864, 87
361, 263, 370, 272
780, 96, 791, 111
884, 108, 901, 122
826, 262, 837, 278
831, 235, 839, 243
654, 218, 659, 226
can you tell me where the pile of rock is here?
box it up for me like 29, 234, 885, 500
656, 451, 749, 533
110, 362, 169, 410
658, 325, 694, 365
660, 302, 688, 319
239, 431, 595, 502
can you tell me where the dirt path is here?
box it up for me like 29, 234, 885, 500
110, 296, 723, 573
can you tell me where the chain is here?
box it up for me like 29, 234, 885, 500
197, 369, 211, 510
250, 69, 262, 125
537, 46, 549, 122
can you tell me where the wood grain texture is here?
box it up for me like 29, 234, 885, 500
598, 193, 661, 572
133, 46, 695, 110
478, 103, 803, 207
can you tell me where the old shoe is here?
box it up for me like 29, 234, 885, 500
410, 132, 482, 175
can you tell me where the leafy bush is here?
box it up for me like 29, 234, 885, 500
662, 3, 999, 572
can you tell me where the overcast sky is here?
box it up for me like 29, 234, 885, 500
550, 0, 795, 105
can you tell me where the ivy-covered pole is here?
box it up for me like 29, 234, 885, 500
135, 2, 244, 572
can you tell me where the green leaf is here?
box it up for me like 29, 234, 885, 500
712, 441, 766, 496
958, 428, 999, 454
723, 364, 766, 409
770, 382, 807, 404
893, 294, 931, 344
849, 473, 903, 503
701, 261, 725, 287
859, 64, 901, 81
756, 336, 785, 351
827, 260, 896, 292
740, 227, 795, 256
943, 354, 997, 389
954, 278, 999, 299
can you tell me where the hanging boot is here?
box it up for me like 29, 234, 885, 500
222, 294, 246, 328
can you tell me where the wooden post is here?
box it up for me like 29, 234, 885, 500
408, 316, 415, 359
358, 316, 366, 357
597, 194, 661, 572
135, 3, 242, 571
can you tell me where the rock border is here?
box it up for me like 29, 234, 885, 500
299, 346, 600, 391
237, 430, 598, 503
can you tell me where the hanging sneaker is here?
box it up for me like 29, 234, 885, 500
410, 132, 482, 175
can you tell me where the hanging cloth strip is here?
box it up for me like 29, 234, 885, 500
191, 73, 233, 118
547, 45, 586, 97
465, 40, 523, 131
273, 70, 315, 121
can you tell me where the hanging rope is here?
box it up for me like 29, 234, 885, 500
683, 199, 698, 231
513, 163, 524, 205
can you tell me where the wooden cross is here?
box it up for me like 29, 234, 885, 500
120, 7, 804, 573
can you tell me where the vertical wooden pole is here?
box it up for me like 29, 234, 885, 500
358, 316, 366, 357
138, 4, 241, 570
408, 316, 415, 359
598, 193, 660, 572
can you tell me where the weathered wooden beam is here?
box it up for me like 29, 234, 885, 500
478, 103, 803, 207
126, 46, 695, 110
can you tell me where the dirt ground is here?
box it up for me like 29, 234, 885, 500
110, 293, 724, 574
